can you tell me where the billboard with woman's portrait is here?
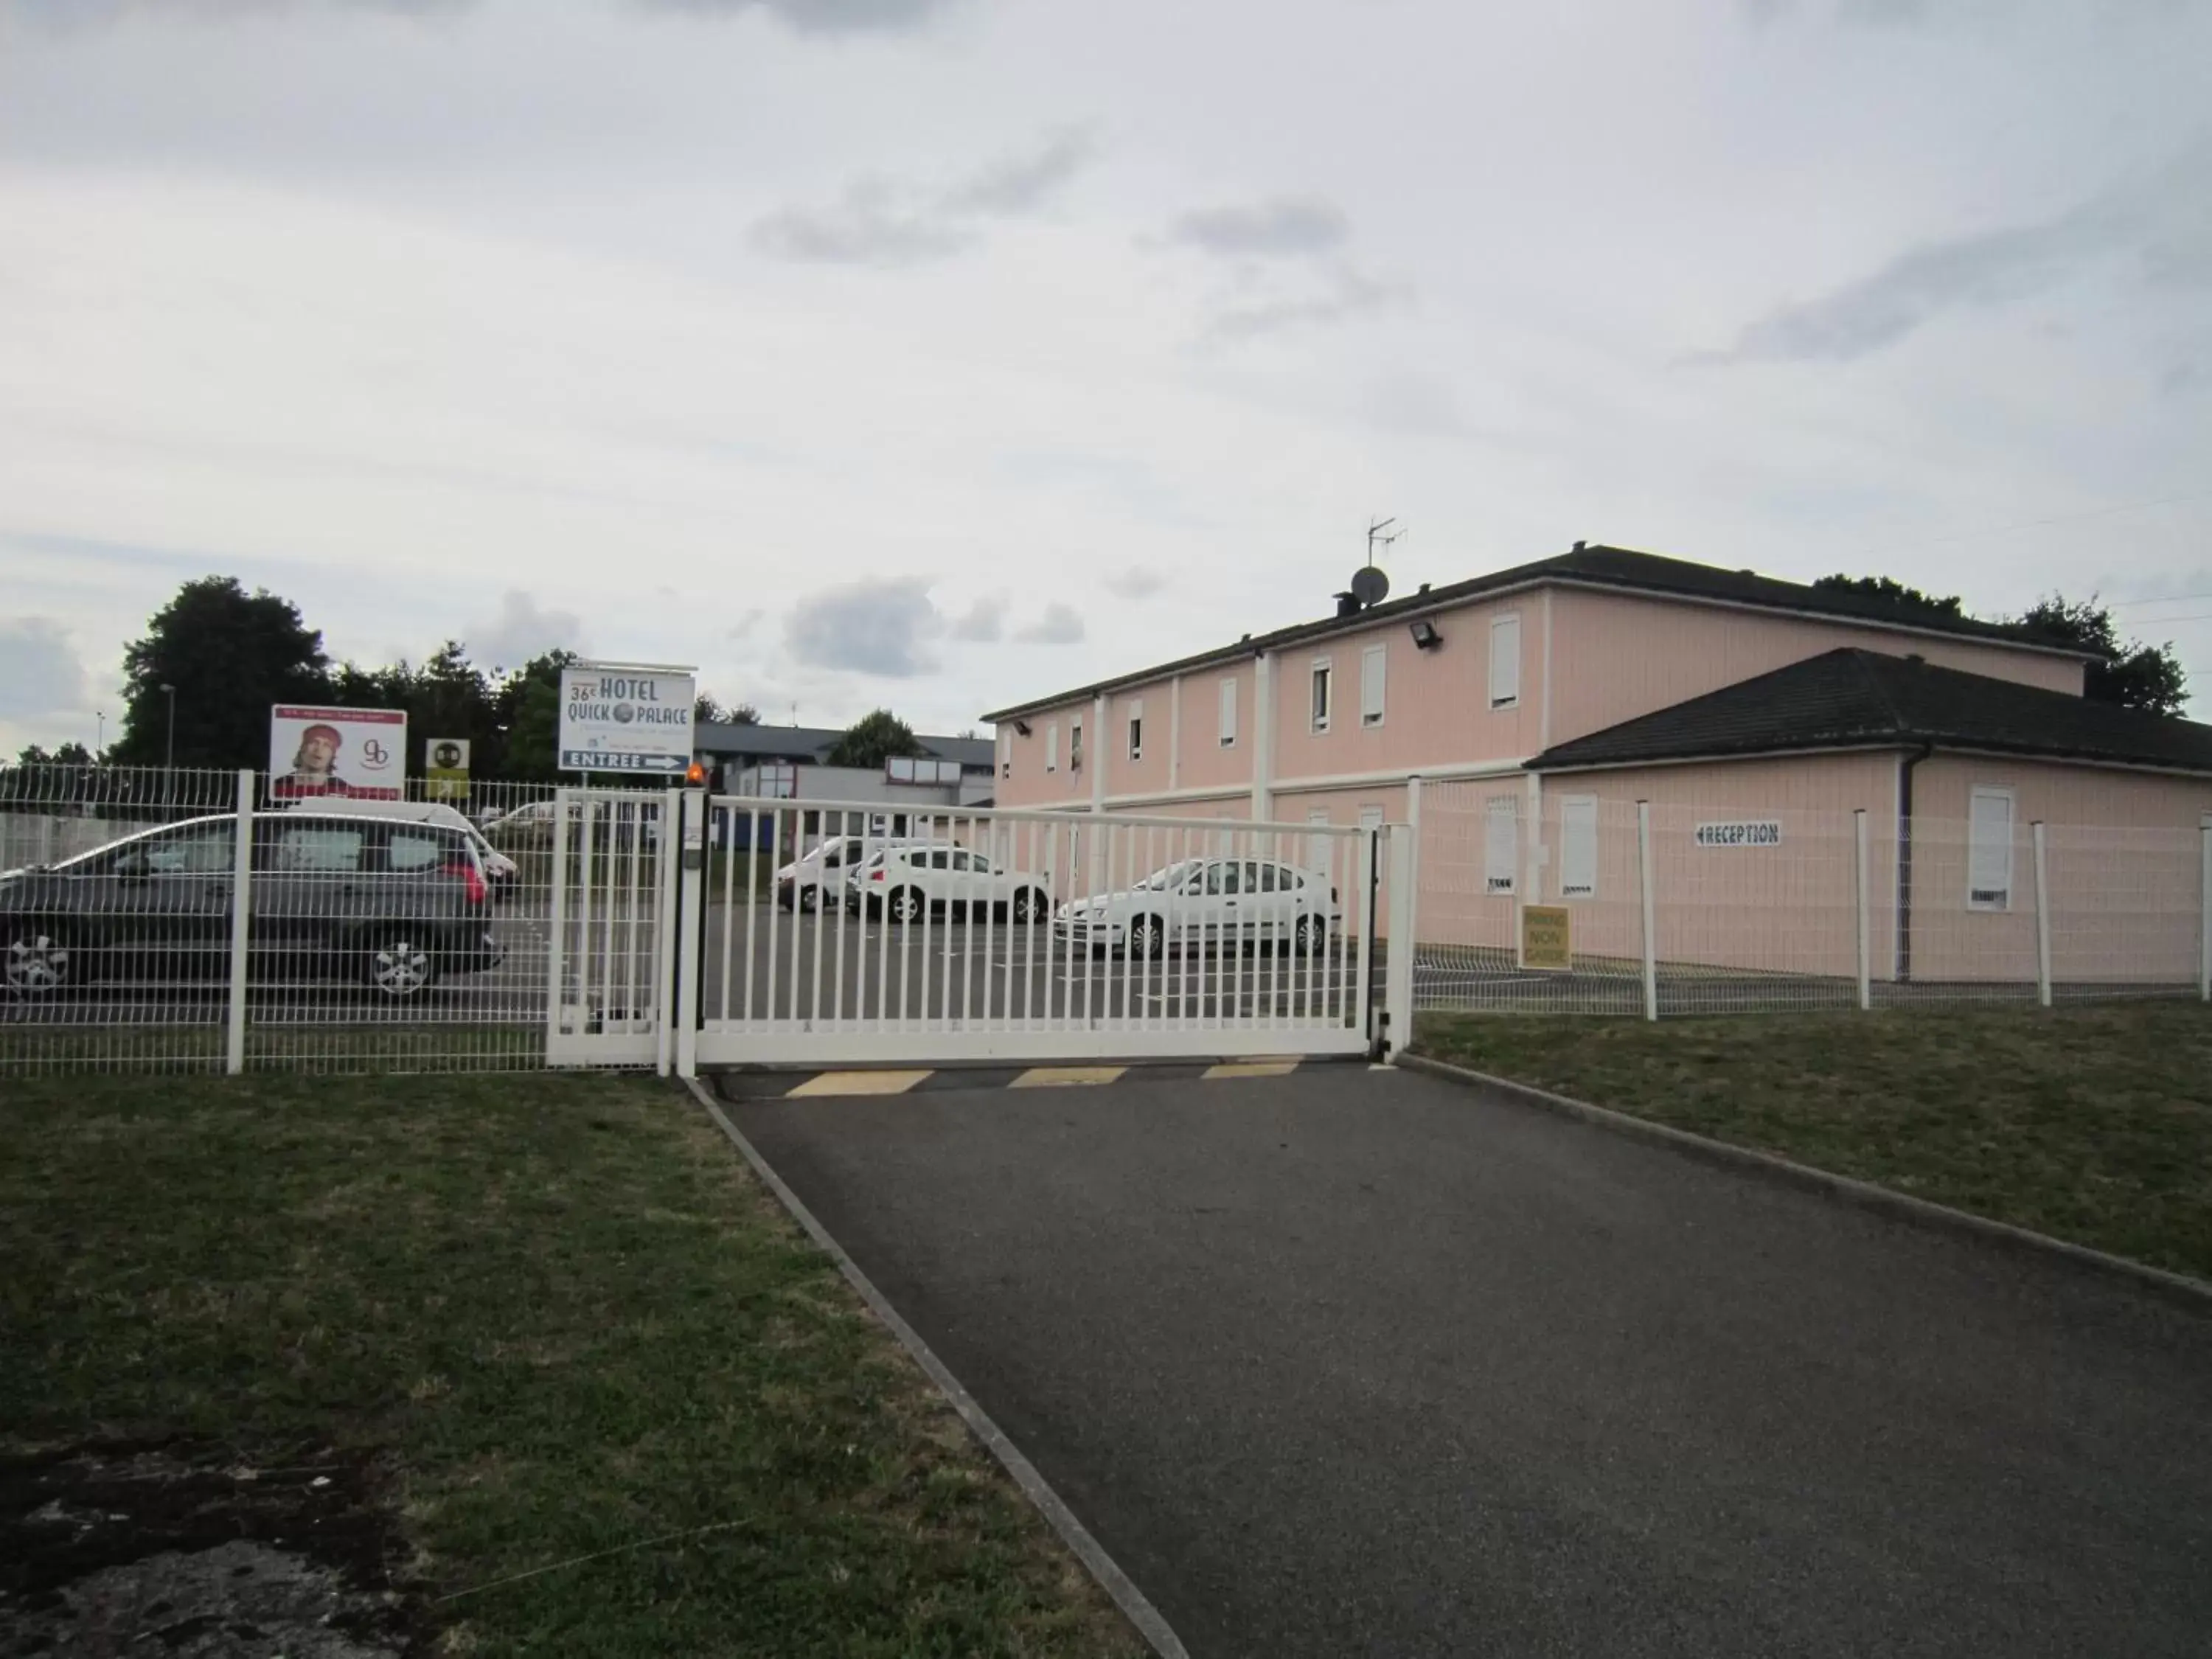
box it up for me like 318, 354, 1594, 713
269, 706, 407, 799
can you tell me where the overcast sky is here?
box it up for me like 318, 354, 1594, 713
4, 0, 2211, 754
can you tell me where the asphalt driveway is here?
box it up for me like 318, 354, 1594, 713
726, 1064, 2212, 1658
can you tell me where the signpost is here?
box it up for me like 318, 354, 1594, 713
269, 706, 406, 799
426, 737, 472, 801
557, 663, 697, 776
1520, 903, 1572, 971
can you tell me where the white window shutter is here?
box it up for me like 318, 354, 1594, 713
1045, 722, 1059, 771
1490, 614, 1521, 708
1219, 678, 1238, 746
1969, 789, 2014, 908
1307, 807, 1332, 874
1484, 796, 1518, 894
1361, 645, 1386, 725
1560, 796, 1598, 897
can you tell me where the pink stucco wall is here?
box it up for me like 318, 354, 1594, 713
1545, 588, 2084, 749
996, 698, 1096, 810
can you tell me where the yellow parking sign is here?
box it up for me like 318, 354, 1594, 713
1520, 904, 1571, 971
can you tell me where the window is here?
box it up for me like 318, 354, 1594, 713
1489, 613, 1521, 709
120, 822, 234, 876
1071, 718, 1084, 771
1307, 807, 1332, 874
387, 827, 453, 872
1968, 787, 2014, 911
1361, 644, 1386, 727
968, 852, 995, 874
1484, 796, 1518, 894
999, 728, 1011, 780
1128, 699, 1144, 762
1559, 795, 1598, 898
1218, 677, 1238, 747
1046, 722, 1059, 772
262, 824, 365, 874
1358, 805, 1385, 836
1204, 861, 1242, 896
1310, 658, 1333, 733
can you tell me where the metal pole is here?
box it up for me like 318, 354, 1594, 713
224, 768, 253, 1074
676, 787, 705, 1079
1383, 823, 1416, 1060
161, 684, 176, 802
1637, 800, 1658, 1022
1854, 809, 1871, 1012
2201, 824, 2211, 1004
546, 787, 571, 1063
2032, 820, 2052, 1009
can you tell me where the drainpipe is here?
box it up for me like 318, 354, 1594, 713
1896, 742, 1933, 983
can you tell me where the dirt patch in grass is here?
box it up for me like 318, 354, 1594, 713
1414, 1002, 2212, 1284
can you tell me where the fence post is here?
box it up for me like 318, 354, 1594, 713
546, 788, 571, 1065
654, 787, 681, 1078
1636, 801, 1658, 1022
2032, 820, 2052, 1009
1854, 809, 1871, 1012
224, 768, 254, 1075
675, 787, 705, 1079
1383, 823, 1415, 1060
2201, 822, 2212, 1004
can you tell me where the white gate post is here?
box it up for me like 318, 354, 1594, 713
546, 787, 571, 1065
1636, 800, 1658, 1022
225, 768, 254, 1074
2032, 820, 2052, 1008
676, 787, 706, 1079
1383, 823, 1415, 1060
2200, 823, 2212, 1004
1854, 809, 1872, 1012
654, 787, 681, 1077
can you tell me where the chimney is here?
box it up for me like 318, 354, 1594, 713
1334, 591, 1360, 619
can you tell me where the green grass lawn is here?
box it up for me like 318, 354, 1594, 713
1414, 1002, 2212, 1284
0, 1071, 1141, 1657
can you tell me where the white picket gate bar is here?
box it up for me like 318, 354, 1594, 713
677, 793, 1379, 1071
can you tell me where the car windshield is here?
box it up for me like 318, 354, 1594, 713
1136, 859, 1199, 891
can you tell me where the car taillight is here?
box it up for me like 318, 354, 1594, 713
869, 868, 885, 881
445, 858, 488, 905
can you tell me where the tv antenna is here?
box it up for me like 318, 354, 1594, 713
1367, 515, 1407, 563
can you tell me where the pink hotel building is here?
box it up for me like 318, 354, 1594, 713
983, 544, 2212, 982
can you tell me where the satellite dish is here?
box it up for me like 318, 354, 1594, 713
1349, 566, 1391, 608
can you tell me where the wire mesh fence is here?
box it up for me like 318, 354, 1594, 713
1413, 781, 2211, 1019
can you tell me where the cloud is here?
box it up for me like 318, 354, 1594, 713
1102, 566, 1166, 601
639, 0, 961, 31
947, 594, 1006, 642
1207, 266, 1413, 341
1708, 147, 2212, 364
751, 130, 1097, 268
1165, 196, 1351, 260
467, 590, 588, 672
1012, 602, 1084, 644
785, 576, 941, 675
0, 619, 90, 719
8, 0, 959, 32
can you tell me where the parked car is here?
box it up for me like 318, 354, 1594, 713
776, 835, 922, 912
1053, 857, 1338, 958
291, 796, 521, 900
1, 809, 503, 1002
844, 844, 1051, 925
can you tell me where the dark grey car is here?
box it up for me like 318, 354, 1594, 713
0, 810, 504, 1002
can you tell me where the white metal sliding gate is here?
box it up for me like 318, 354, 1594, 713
545, 787, 679, 1068
683, 796, 1379, 1071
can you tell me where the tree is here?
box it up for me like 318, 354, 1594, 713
111, 577, 330, 770
826, 709, 928, 769
2002, 596, 2188, 717
1812, 574, 1966, 619
494, 649, 579, 782
695, 694, 760, 728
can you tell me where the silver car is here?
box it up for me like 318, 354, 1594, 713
1053, 857, 1338, 958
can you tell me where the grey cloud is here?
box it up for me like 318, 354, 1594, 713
751, 130, 1096, 268
1102, 566, 1166, 602
467, 590, 588, 672
947, 594, 1006, 642
1166, 197, 1351, 260
1711, 149, 2212, 364
0, 619, 89, 718
638, 0, 961, 32
10, 0, 955, 30
785, 576, 941, 675
1208, 267, 1413, 341
1012, 602, 1085, 644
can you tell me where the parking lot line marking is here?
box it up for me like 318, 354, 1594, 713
1011, 1065, 1128, 1088
1202, 1060, 1301, 1080
785, 1069, 934, 1097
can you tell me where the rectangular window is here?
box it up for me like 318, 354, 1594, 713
1045, 722, 1059, 772
1310, 658, 1332, 733
1218, 677, 1238, 747
1361, 644, 1386, 727
1559, 795, 1597, 898
1071, 718, 1083, 771
1128, 698, 1144, 762
998, 728, 1011, 780
1489, 613, 1521, 709
1968, 787, 2014, 911
1358, 804, 1384, 835
1484, 796, 1518, 894
1307, 807, 1332, 874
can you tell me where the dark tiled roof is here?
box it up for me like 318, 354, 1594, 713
1528, 649, 2212, 775
917, 734, 995, 769
980, 543, 2086, 723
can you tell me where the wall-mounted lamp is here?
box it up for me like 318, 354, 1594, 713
1409, 619, 1443, 651
1013, 719, 1032, 737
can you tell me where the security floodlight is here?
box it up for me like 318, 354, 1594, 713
1409, 619, 1443, 650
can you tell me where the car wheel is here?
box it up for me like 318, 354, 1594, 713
365, 933, 440, 1001
1129, 913, 1166, 960
1294, 914, 1321, 955
4, 924, 73, 996
1010, 887, 1047, 925
796, 885, 818, 913
888, 888, 925, 925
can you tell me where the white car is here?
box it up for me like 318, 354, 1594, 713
844, 844, 1052, 925
287, 796, 522, 899
1054, 857, 1338, 958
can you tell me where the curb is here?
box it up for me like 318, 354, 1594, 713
681, 1077, 1189, 1659
1394, 1051, 2212, 1314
